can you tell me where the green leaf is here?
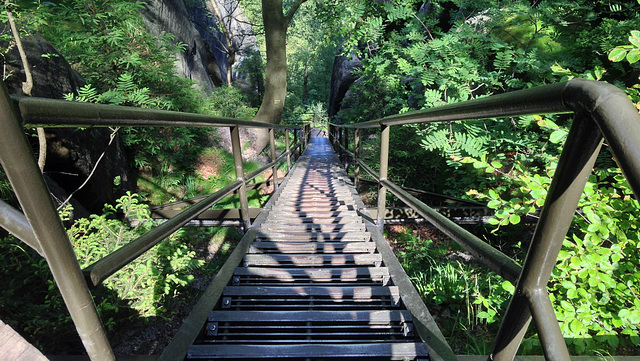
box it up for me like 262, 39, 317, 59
629, 30, 640, 47
609, 47, 628, 62
627, 49, 640, 64
509, 214, 521, 224
570, 319, 584, 335
549, 130, 567, 144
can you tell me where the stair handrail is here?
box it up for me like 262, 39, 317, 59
0, 82, 309, 361
330, 78, 640, 361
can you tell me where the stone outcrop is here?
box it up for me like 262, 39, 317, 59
328, 52, 362, 119
186, 0, 260, 85
141, 0, 222, 90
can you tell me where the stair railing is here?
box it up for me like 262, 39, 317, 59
330, 78, 640, 361
0, 82, 308, 360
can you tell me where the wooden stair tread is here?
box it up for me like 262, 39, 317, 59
188, 343, 429, 359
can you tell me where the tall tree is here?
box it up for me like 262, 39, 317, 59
250, 0, 307, 150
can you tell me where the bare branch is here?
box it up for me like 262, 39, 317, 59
57, 128, 120, 211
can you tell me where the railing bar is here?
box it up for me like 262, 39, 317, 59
15, 96, 300, 130
83, 179, 243, 287
359, 178, 486, 207
0, 199, 44, 257
377, 125, 390, 230
231, 126, 251, 231
334, 82, 571, 129
528, 289, 571, 361
354, 128, 361, 189
159, 146, 301, 361
490, 113, 603, 361
268, 128, 279, 192
381, 179, 522, 283
245, 151, 291, 184
356, 158, 379, 182
0, 84, 115, 359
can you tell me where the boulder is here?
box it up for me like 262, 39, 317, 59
2, 33, 84, 99
2, 34, 133, 215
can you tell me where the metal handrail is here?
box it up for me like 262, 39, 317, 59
330, 78, 640, 361
13, 95, 295, 129
83, 179, 243, 287
0, 81, 310, 361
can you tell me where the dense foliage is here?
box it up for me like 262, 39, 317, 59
333, 0, 640, 355
1, 0, 640, 356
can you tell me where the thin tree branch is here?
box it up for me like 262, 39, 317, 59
57, 127, 121, 211
4, 0, 48, 172
284, 0, 308, 27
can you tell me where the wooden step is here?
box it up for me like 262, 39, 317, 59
255, 231, 371, 242
248, 241, 376, 254
223, 285, 399, 300
268, 211, 359, 218
271, 205, 356, 212
188, 343, 429, 359
262, 216, 363, 225
208, 309, 412, 323
261, 223, 366, 232
243, 253, 382, 267
220, 286, 400, 309
232, 267, 390, 285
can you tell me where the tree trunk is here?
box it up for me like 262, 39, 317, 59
250, 0, 307, 153
302, 57, 310, 105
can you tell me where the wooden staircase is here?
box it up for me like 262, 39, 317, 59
186, 136, 432, 360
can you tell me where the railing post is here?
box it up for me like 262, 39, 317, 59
293, 128, 299, 159
301, 126, 306, 150
329, 124, 334, 148
354, 128, 360, 189
490, 113, 602, 361
0, 84, 115, 360
377, 124, 390, 231
284, 128, 291, 173
230, 126, 251, 231
343, 127, 349, 171
269, 128, 279, 192
337, 126, 342, 161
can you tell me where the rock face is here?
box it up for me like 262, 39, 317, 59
328, 52, 362, 119
141, 0, 222, 90
3, 34, 133, 216
186, 0, 260, 85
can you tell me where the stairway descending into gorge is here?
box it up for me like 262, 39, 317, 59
185, 135, 435, 360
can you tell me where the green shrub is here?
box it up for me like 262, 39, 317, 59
62, 192, 204, 320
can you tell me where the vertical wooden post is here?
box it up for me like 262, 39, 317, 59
284, 128, 291, 173
269, 128, 279, 192
0, 84, 115, 360
354, 128, 361, 189
230, 126, 251, 231
377, 124, 390, 231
